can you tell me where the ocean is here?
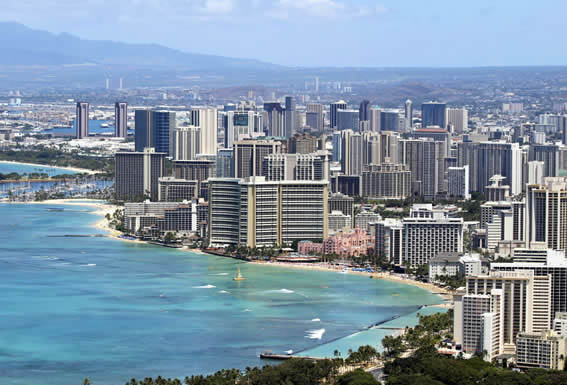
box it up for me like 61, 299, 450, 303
0, 164, 443, 384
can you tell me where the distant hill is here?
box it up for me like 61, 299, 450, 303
0, 22, 280, 70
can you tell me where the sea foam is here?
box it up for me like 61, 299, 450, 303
193, 284, 216, 289
305, 328, 325, 340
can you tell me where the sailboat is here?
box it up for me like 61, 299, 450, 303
233, 267, 246, 281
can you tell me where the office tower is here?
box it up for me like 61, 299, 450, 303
288, 133, 318, 154
402, 213, 464, 267
158, 177, 198, 201
224, 110, 263, 148
368, 107, 381, 132
134, 110, 176, 156
331, 132, 342, 162
399, 138, 446, 200
466, 271, 552, 348
238, 177, 329, 247
76, 102, 89, 139
314, 76, 319, 93
191, 107, 218, 155
336, 109, 360, 131
516, 331, 567, 370
114, 102, 128, 138
421, 102, 447, 128
114, 148, 166, 201
340, 130, 363, 176
173, 126, 200, 161
502, 102, 523, 113
284, 96, 296, 138
264, 102, 285, 137
380, 110, 400, 131
457, 141, 522, 195
404, 99, 413, 130
447, 107, 468, 134
263, 152, 329, 182
359, 100, 370, 122
216, 148, 234, 178
306, 103, 324, 131
529, 144, 560, 177
234, 139, 282, 178
447, 166, 470, 200
330, 100, 347, 129
361, 163, 411, 199
208, 178, 241, 246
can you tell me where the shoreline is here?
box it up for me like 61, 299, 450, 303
250, 260, 453, 301
0, 160, 99, 175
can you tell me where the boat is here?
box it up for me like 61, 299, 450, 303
233, 267, 246, 281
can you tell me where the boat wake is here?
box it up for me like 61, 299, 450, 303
305, 328, 325, 340
219, 290, 229, 294
311, 318, 321, 322
267, 289, 294, 294
193, 284, 216, 289
214, 273, 229, 276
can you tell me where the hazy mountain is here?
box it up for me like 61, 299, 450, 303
0, 22, 280, 70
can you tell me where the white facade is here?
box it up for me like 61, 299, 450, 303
174, 126, 200, 161
447, 108, 468, 134
191, 107, 218, 155
447, 165, 470, 200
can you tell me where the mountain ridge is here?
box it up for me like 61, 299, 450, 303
0, 21, 281, 70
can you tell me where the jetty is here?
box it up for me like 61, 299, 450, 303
259, 352, 325, 361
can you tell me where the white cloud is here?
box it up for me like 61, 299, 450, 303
269, 0, 387, 20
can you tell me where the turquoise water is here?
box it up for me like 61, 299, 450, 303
0, 162, 79, 176
0, 203, 442, 385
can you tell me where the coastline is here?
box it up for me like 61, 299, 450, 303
0, 160, 99, 175
250, 260, 453, 301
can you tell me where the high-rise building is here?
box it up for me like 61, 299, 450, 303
331, 132, 342, 162
208, 178, 241, 246
208, 177, 328, 247
263, 152, 329, 182
288, 133, 318, 154
340, 130, 363, 176
402, 213, 464, 267
191, 107, 218, 155
447, 107, 468, 134
447, 166, 470, 200
465, 271, 553, 351
76, 102, 89, 139
529, 144, 560, 177
224, 110, 263, 148
306, 103, 324, 131
337, 109, 360, 131
114, 148, 167, 201
369, 107, 382, 132
284, 96, 296, 138
361, 163, 411, 199
134, 110, 176, 156
264, 102, 285, 137
526, 178, 567, 251
421, 102, 447, 128
172, 160, 215, 183
234, 139, 282, 178
114, 102, 128, 138
238, 177, 329, 247
158, 177, 198, 202
173, 126, 200, 161
399, 138, 446, 200
380, 110, 400, 131
359, 100, 370, 122
330, 100, 347, 129
404, 100, 413, 130
457, 141, 522, 195
216, 148, 234, 178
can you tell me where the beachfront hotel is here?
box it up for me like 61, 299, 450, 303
208, 177, 328, 248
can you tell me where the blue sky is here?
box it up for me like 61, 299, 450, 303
3, 0, 567, 67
